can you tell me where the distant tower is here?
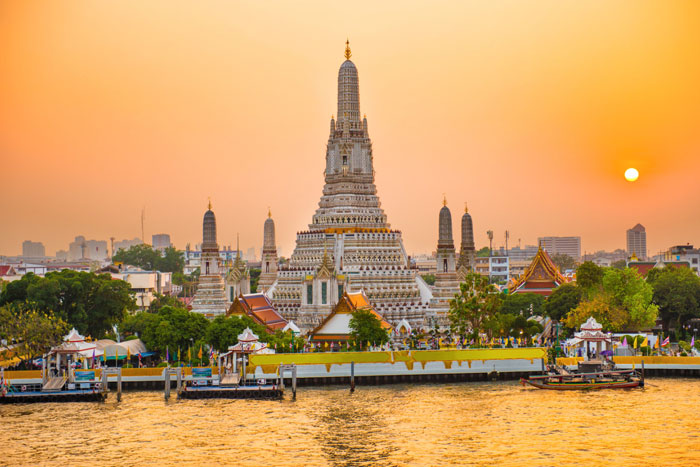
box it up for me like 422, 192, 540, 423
226, 233, 250, 301
436, 197, 456, 274
626, 224, 647, 260
191, 200, 228, 317
431, 197, 459, 315
258, 208, 279, 293
456, 203, 476, 281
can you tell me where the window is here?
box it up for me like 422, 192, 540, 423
443, 259, 448, 273
265, 261, 270, 273
230, 287, 234, 302
338, 284, 344, 298
307, 284, 313, 305
322, 282, 327, 304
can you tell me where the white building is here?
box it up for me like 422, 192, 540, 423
538, 236, 581, 261
626, 224, 647, 260
152, 234, 171, 252
111, 269, 173, 310
22, 240, 46, 257
68, 236, 109, 261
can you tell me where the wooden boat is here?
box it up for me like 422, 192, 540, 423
520, 368, 644, 390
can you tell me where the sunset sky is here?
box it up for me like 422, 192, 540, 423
2, 1, 699, 258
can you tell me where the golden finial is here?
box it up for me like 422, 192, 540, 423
208, 197, 212, 210
331, 114, 334, 120
443, 194, 447, 207
344, 39, 352, 60
464, 202, 468, 214
268, 206, 271, 218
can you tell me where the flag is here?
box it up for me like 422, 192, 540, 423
138, 352, 142, 366
633, 336, 638, 349
188, 347, 191, 363
622, 337, 628, 347
662, 336, 670, 347
198, 345, 203, 359
209, 347, 214, 360
654, 337, 659, 349
92, 349, 96, 366
166, 346, 170, 362
691, 336, 695, 348
641, 337, 648, 347
127, 347, 131, 362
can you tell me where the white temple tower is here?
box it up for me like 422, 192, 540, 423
270, 41, 433, 331
258, 210, 279, 292
191, 201, 229, 317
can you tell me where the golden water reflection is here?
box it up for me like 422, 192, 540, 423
2, 379, 700, 466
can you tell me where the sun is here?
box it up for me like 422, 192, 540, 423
624, 168, 639, 182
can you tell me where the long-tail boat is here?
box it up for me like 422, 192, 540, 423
520, 360, 644, 390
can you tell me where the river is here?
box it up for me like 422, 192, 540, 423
2, 379, 699, 466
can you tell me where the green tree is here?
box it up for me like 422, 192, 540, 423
576, 261, 604, 291
544, 283, 582, 322
249, 268, 261, 293
205, 315, 262, 352
113, 244, 160, 270
611, 259, 627, 270
0, 270, 136, 338
0, 306, 69, 362
647, 267, 700, 333
500, 292, 544, 317
564, 268, 658, 332
421, 274, 436, 286
120, 305, 209, 353
448, 272, 502, 340
349, 309, 390, 349
157, 247, 185, 273
148, 293, 184, 314
476, 247, 490, 257
551, 253, 576, 272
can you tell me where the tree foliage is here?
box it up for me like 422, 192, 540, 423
551, 253, 576, 272
476, 247, 490, 257
349, 309, 390, 349
484, 313, 543, 339
448, 272, 502, 340
113, 244, 184, 273
647, 267, 700, 333
0, 306, 69, 360
500, 293, 544, 317
205, 314, 265, 352
544, 283, 582, 322
0, 271, 136, 338
121, 305, 209, 354
564, 268, 658, 332
576, 261, 604, 291
421, 274, 436, 286
249, 268, 261, 293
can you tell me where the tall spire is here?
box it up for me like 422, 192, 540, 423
268, 206, 271, 218
208, 197, 212, 210
344, 39, 352, 60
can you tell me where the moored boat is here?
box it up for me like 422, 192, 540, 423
520, 369, 644, 390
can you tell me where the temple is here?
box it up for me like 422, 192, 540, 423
430, 199, 460, 322
227, 293, 288, 332
308, 291, 392, 344
456, 203, 476, 281
508, 247, 567, 296
267, 42, 433, 331
191, 202, 229, 317
258, 210, 278, 292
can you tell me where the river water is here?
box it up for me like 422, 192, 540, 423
2, 379, 699, 466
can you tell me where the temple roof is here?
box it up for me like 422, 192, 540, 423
508, 247, 567, 295
227, 293, 287, 331
309, 291, 392, 340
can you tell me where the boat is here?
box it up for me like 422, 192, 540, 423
520, 359, 644, 390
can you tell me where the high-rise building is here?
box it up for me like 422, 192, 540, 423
67, 236, 108, 261
538, 236, 581, 260
267, 42, 432, 330
626, 224, 647, 260
22, 240, 45, 257
113, 238, 142, 255
152, 234, 171, 252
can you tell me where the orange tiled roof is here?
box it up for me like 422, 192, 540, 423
509, 247, 567, 295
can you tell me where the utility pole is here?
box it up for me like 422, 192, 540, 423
110, 237, 115, 259
487, 230, 494, 257
141, 207, 146, 245
505, 230, 509, 256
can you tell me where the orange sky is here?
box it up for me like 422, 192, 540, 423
2, 1, 700, 258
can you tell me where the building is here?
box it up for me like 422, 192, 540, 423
506, 245, 539, 261
113, 238, 142, 255
662, 245, 699, 274
308, 291, 392, 344
626, 224, 647, 260
152, 234, 171, 252
538, 236, 581, 260
225, 238, 250, 302
481, 256, 510, 284
110, 269, 173, 310
22, 240, 45, 258
190, 202, 229, 317
227, 293, 287, 332
67, 236, 109, 261
508, 247, 567, 296
266, 42, 433, 331
627, 256, 689, 276
456, 204, 476, 279
258, 210, 279, 293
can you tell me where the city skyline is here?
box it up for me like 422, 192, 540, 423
2, 1, 700, 258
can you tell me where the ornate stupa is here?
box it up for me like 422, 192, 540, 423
267, 41, 433, 331
225, 234, 250, 301
191, 201, 229, 317
430, 198, 460, 320
456, 203, 476, 281
257, 209, 278, 292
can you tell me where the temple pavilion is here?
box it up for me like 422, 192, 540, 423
227, 293, 288, 333
508, 247, 568, 296
308, 291, 392, 344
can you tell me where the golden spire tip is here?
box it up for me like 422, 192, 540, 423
268, 206, 271, 218
344, 39, 352, 60
208, 197, 212, 210
465, 202, 468, 214
443, 194, 447, 207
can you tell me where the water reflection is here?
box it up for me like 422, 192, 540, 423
2, 380, 700, 466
